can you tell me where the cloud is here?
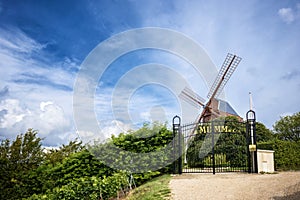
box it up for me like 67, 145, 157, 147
38, 102, 70, 134
0, 98, 73, 145
99, 120, 132, 140
76, 120, 132, 144
0, 27, 77, 88
0, 99, 29, 129
0, 27, 46, 55
278, 8, 295, 24
281, 69, 300, 80
13, 72, 72, 91
0, 27, 78, 145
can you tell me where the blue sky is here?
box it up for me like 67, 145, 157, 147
0, 0, 300, 146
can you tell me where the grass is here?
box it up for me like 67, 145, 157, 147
126, 174, 172, 200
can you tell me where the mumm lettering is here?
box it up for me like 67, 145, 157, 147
197, 125, 237, 134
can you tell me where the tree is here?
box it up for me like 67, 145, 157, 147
273, 112, 300, 142
256, 122, 274, 142
22, 140, 85, 196
45, 139, 83, 166
0, 129, 44, 199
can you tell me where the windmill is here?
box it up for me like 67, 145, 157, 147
180, 53, 242, 123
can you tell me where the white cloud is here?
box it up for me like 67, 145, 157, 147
76, 120, 132, 144
0, 99, 30, 128
0, 27, 46, 54
0, 27, 77, 89
40, 101, 54, 112
101, 120, 132, 137
38, 102, 70, 134
0, 98, 73, 145
0, 27, 78, 145
278, 8, 295, 24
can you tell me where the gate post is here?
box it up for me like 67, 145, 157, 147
172, 116, 181, 174
246, 110, 258, 173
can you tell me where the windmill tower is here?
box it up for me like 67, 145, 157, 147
180, 53, 242, 122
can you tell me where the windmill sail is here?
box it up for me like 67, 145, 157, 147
179, 87, 206, 109
178, 53, 242, 123
207, 53, 242, 99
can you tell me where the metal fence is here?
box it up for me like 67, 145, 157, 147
173, 112, 257, 174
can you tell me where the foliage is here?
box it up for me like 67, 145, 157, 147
215, 118, 248, 167
89, 122, 173, 185
113, 122, 173, 153
49, 150, 114, 187
1, 123, 174, 200
258, 139, 300, 170
24, 149, 115, 196
127, 174, 171, 200
26, 172, 128, 200
19, 140, 87, 197
256, 122, 274, 142
0, 129, 44, 200
45, 139, 84, 166
273, 112, 300, 142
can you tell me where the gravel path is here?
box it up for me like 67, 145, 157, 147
169, 172, 300, 200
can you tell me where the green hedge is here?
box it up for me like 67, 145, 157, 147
26, 172, 128, 200
258, 140, 300, 171
89, 123, 174, 185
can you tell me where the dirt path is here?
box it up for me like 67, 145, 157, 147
169, 172, 300, 200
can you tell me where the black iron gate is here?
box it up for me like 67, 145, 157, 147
173, 111, 257, 174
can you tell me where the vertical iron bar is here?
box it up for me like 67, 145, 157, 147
246, 121, 251, 173
178, 126, 182, 174
212, 121, 215, 175
172, 122, 176, 174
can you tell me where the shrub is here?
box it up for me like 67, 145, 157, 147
258, 140, 300, 170
26, 172, 128, 200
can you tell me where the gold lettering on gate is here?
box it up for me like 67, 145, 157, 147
198, 126, 207, 133
197, 125, 238, 134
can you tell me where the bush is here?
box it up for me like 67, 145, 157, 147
26, 172, 128, 200
89, 123, 173, 178
258, 140, 300, 170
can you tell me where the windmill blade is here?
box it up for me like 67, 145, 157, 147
179, 87, 206, 109
207, 53, 242, 99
